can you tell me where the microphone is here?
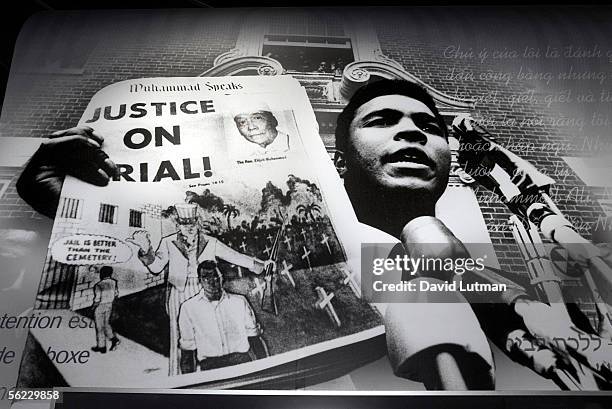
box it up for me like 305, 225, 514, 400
384, 216, 494, 389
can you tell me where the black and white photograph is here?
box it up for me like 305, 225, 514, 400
228, 100, 292, 159
0, 4, 611, 406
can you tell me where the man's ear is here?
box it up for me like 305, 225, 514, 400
334, 151, 347, 177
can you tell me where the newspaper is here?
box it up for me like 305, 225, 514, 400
17, 76, 383, 388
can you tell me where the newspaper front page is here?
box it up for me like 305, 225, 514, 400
17, 76, 383, 388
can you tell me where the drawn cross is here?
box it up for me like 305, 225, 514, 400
283, 236, 292, 251
250, 277, 266, 302
280, 260, 295, 287
341, 269, 359, 295
240, 241, 247, 252
263, 245, 271, 256
315, 286, 341, 328
301, 246, 312, 270
320, 233, 332, 254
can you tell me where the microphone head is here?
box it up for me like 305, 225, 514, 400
400, 216, 470, 282
401, 216, 470, 258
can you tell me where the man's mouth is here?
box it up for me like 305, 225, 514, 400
385, 148, 435, 169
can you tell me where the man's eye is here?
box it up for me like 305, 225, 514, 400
420, 123, 443, 135
364, 117, 395, 127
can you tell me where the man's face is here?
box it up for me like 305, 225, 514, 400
345, 94, 450, 199
234, 111, 278, 148
199, 269, 223, 301
178, 223, 198, 239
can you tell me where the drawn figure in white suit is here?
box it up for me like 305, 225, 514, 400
127, 203, 272, 376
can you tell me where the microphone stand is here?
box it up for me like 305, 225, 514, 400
453, 114, 612, 388
509, 215, 569, 318
528, 191, 612, 330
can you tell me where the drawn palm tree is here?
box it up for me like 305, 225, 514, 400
296, 203, 322, 222
222, 204, 240, 230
